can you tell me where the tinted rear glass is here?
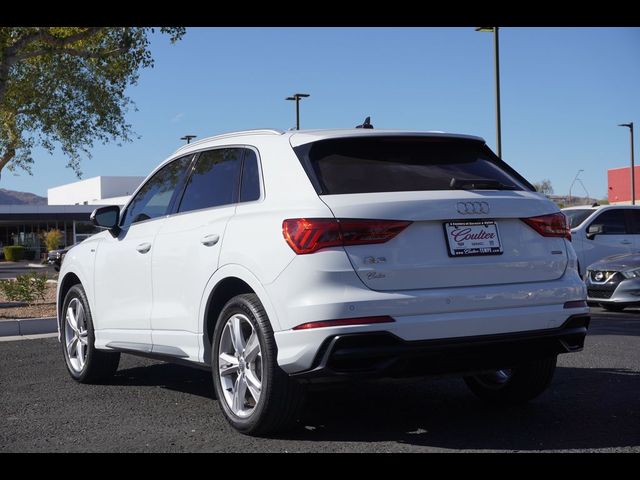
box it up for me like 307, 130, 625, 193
294, 137, 528, 195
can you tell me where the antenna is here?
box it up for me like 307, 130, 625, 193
355, 116, 374, 129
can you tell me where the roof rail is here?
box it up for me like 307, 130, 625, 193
174, 129, 284, 153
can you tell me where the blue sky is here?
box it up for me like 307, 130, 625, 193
2, 27, 639, 199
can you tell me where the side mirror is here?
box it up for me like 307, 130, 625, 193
90, 205, 121, 235
586, 224, 604, 240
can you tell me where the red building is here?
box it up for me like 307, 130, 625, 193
608, 166, 640, 204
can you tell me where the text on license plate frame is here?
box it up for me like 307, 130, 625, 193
443, 220, 503, 257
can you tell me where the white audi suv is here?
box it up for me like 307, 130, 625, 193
57, 128, 589, 435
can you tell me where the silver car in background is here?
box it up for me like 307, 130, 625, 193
586, 253, 640, 311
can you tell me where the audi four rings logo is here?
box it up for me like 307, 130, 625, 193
456, 201, 490, 215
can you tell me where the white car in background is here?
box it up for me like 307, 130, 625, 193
562, 205, 640, 277
57, 128, 589, 435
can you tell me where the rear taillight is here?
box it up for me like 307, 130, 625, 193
282, 218, 412, 254
521, 212, 571, 241
292, 316, 395, 330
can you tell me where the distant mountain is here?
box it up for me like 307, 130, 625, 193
0, 188, 47, 205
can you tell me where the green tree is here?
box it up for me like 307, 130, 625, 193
0, 27, 185, 178
533, 179, 554, 195
41, 228, 63, 252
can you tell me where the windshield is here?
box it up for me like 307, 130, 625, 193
563, 209, 594, 228
293, 137, 530, 195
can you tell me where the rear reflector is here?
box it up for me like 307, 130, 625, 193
564, 300, 588, 309
283, 218, 411, 254
292, 316, 395, 330
521, 212, 571, 240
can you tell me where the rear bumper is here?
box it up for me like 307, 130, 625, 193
291, 314, 590, 383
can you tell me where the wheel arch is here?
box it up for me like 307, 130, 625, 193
200, 264, 281, 364
57, 271, 84, 336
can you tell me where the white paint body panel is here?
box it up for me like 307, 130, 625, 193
150, 205, 236, 362
320, 190, 567, 290
56, 129, 587, 375
92, 220, 165, 346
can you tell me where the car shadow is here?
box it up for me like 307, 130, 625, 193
107, 362, 216, 400
106, 360, 639, 451
282, 366, 640, 451
588, 311, 640, 337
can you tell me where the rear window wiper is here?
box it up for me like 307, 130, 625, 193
449, 177, 519, 190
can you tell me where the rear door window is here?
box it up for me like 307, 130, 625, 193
177, 148, 242, 213
293, 137, 529, 195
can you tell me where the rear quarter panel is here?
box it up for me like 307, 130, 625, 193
218, 137, 334, 287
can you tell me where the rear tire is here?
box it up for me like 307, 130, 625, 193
61, 284, 120, 383
464, 356, 557, 405
211, 293, 304, 435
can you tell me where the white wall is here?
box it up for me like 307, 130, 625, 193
48, 177, 102, 205
48, 176, 144, 206
100, 176, 144, 199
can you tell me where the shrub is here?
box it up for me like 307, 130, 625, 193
0, 272, 48, 304
3, 246, 26, 262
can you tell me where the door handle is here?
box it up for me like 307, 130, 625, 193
201, 234, 220, 247
136, 242, 152, 254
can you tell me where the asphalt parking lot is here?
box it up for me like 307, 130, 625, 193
1, 307, 638, 452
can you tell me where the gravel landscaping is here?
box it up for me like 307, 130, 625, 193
0, 282, 57, 319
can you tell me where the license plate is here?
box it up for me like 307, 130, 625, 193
444, 221, 503, 257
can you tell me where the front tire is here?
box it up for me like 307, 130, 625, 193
61, 284, 120, 383
211, 294, 304, 435
464, 356, 557, 405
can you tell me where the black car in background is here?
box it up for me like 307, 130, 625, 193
48, 244, 76, 271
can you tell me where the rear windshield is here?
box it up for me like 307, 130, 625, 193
293, 137, 530, 195
563, 208, 594, 228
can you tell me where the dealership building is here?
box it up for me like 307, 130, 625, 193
0, 176, 144, 254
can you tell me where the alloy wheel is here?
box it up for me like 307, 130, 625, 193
64, 298, 88, 373
217, 313, 263, 418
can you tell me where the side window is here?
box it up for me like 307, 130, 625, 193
591, 209, 628, 235
627, 210, 640, 234
240, 149, 261, 202
177, 148, 242, 213
121, 155, 192, 228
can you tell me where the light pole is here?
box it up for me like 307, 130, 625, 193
476, 27, 502, 159
285, 93, 310, 130
618, 122, 635, 205
568, 169, 584, 206
180, 135, 196, 144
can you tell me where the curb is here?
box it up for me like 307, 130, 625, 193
0, 316, 57, 337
